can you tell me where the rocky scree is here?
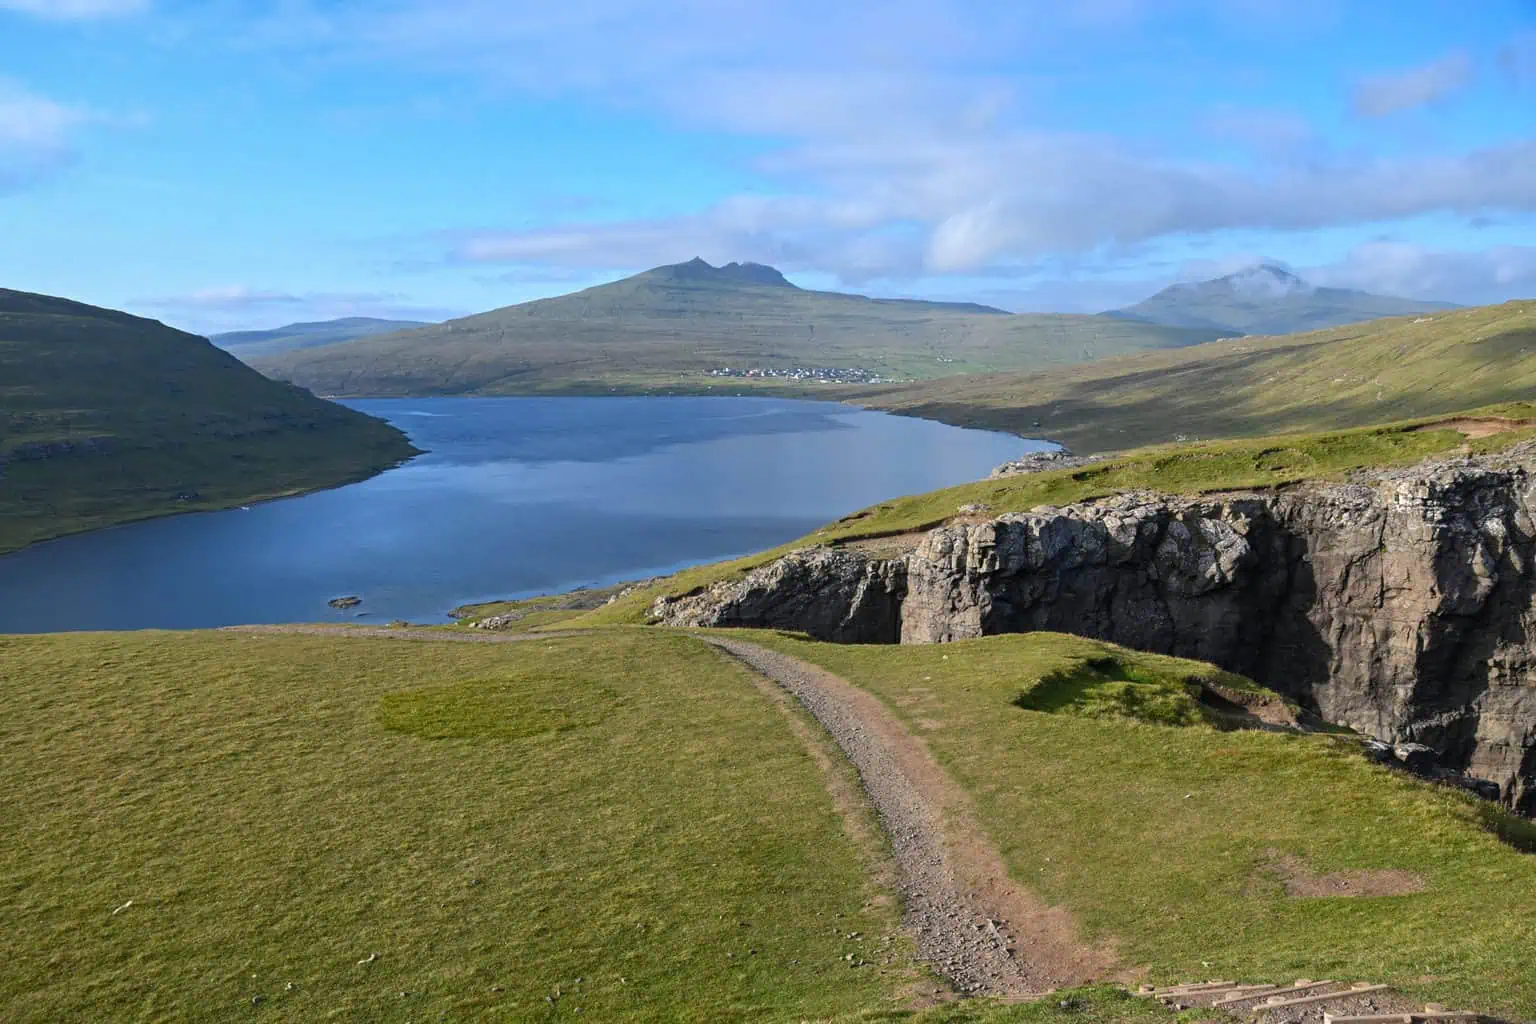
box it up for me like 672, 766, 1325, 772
654, 444, 1536, 814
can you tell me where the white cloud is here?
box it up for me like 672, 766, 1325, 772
449, 138, 1536, 280
247, 2, 1531, 289
0, 80, 89, 190
1307, 242, 1536, 304
1353, 50, 1474, 117
0, 0, 148, 18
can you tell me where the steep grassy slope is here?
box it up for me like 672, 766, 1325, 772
252, 259, 1220, 396
853, 300, 1536, 453
0, 289, 417, 553
213, 316, 431, 358
747, 631, 1536, 1020
1105, 264, 1456, 336
0, 629, 917, 1022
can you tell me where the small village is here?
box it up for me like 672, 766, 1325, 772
707, 365, 898, 385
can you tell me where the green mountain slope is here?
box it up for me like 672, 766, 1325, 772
853, 300, 1536, 453
1105, 264, 1457, 336
252, 259, 1222, 396
0, 289, 418, 553
212, 316, 433, 358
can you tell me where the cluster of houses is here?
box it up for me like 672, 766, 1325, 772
707, 365, 896, 385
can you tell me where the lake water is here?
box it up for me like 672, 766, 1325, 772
0, 397, 1048, 632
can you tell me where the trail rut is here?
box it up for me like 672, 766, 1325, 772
705, 636, 1115, 999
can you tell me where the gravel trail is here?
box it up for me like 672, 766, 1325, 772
705, 636, 1113, 999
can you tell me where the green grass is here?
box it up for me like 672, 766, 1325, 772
852, 300, 1536, 453
0, 289, 417, 554
252, 260, 1218, 397
571, 408, 1536, 627
0, 629, 920, 1022
739, 630, 1536, 1020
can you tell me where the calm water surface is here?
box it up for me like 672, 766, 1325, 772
0, 397, 1048, 632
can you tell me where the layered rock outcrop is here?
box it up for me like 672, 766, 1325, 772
653, 444, 1536, 814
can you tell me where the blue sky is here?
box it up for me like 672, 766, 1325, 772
1, 0, 1534, 333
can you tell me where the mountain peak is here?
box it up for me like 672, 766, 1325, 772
1104, 263, 1454, 336
645, 258, 796, 289
1216, 262, 1313, 298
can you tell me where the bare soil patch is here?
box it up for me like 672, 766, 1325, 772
838, 531, 930, 558
1409, 417, 1526, 439
705, 636, 1117, 1000
1260, 852, 1427, 899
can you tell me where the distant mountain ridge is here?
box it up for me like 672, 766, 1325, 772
213, 316, 433, 358
1105, 263, 1458, 336
253, 258, 1217, 397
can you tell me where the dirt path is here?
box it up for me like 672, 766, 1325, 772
705, 636, 1116, 999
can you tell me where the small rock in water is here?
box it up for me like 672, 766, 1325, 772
328, 595, 362, 609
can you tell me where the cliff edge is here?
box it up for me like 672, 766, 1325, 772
655, 443, 1536, 814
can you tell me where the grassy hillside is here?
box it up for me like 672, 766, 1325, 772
252, 259, 1220, 397
852, 300, 1536, 453
0, 289, 418, 554
1105, 264, 1456, 337
747, 631, 1536, 1020
212, 316, 432, 359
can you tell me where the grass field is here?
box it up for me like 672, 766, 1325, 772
742, 631, 1536, 1020
9, 625, 1530, 1020
562, 407, 1536, 628
0, 289, 417, 554
0, 629, 924, 1022
852, 300, 1536, 453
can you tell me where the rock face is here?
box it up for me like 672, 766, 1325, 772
654, 548, 905, 644
653, 445, 1536, 814
989, 450, 1106, 478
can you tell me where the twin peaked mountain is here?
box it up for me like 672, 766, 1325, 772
246, 258, 1453, 397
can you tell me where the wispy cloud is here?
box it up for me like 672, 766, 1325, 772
137, 286, 460, 334
447, 138, 1536, 281
1308, 242, 1536, 304
0, 0, 149, 19
1501, 31, 1536, 86
1353, 50, 1474, 117
0, 79, 89, 191
242, 1, 1524, 285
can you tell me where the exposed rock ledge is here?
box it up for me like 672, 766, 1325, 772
655, 443, 1536, 814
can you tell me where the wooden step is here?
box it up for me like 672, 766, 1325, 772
1215, 980, 1339, 1007
1139, 981, 1237, 997
1158, 984, 1278, 1003
1253, 984, 1390, 1014
1324, 1011, 1479, 1024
